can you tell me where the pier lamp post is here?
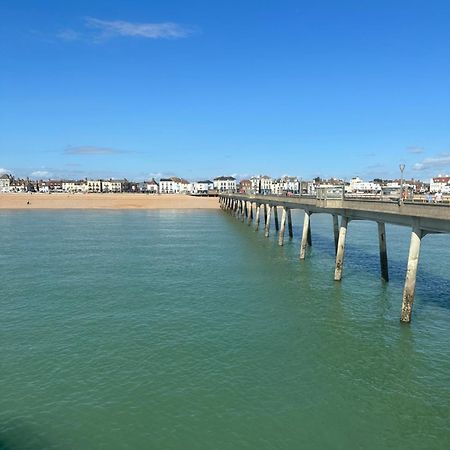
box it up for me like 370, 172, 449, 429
399, 163, 405, 203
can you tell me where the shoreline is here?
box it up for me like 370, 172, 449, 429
0, 193, 220, 210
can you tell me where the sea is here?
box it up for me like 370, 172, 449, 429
1, 209, 449, 449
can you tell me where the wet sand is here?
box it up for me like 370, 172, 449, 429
0, 193, 220, 209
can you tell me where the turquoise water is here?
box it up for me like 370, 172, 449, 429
1, 209, 449, 449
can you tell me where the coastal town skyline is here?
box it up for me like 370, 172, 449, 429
2, 1, 450, 181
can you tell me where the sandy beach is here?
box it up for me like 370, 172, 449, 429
0, 193, 220, 210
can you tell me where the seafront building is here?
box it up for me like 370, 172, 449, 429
250, 175, 273, 194
430, 176, 450, 193
213, 176, 236, 192
102, 179, 124, 193
159, 177, 189, 194
62, 180, 86, 193
238, 179, 252, 193
348, 177, 381, 194
272, 176, 301, 195
192, 180, 214, 194
145, 178, 159, 194
0, 174, 11, 193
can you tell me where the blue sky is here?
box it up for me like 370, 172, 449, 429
1, 0, 450, 181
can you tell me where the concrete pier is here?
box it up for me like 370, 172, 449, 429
334, 216, 349, 281
378, 222, 389, 282
274, 206, 279, 231
300, 211, 311, 259
333, 215, 339, 254
278, 207, 287, 246
307, 217, 312, 247
220, 192, 450, 323
400, 227, 423, 323
287, 208, 293, 238
255, 204, 261, 231
264, 204, 272, 237
248, 202, 253, 225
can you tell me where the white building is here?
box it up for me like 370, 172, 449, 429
159, 177, 190, 194
178, 178, 191, 194
349, 177, 381, 193
9, 179, 27, 192
0, 174, 11, 193
145, 179, 159, 194
272, 176, 300, 195
102, 179, 123, 193
430, 176, 450, 193
159, 178, 178, 193
192, 180, 213, 194
86, 180, 102, 193
250, 175, 273, 194
62, 180, 87, 193
213, 176, 236, 192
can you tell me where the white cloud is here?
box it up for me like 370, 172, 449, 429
85, 17, 194, 40
58, 18, 196, 42
0, 167, 10, 175
31, 170, 51, 178
64, 146, 124, 155
412, 154, 450, 171
57, 29, 80, 41
407, 146, 425, 154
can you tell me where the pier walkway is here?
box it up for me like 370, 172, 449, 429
219, 190, 450, 323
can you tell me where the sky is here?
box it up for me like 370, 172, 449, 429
1, 0, 450, 181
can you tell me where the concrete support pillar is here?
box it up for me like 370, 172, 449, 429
334, 216, 349, 281
278, 207, 287, 246
234, 200, 239, 217
287, 208, 293, 238
307, 217, 312, 247
241, 200, 246, 222
273, 206, 279, 231
332, 214, 339, 255
300, 210, 311, 259
264, 204, 268, 224
255, 204, 261, 231
378, 222, 389, 282
400, 227, 423, 323
264, 204, 272, 237
247, 202, 253, 225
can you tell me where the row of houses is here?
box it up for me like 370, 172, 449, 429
1, 173, 446, 195
0, 174, 237, 194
